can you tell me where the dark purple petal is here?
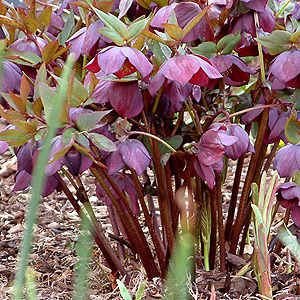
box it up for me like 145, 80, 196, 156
120, 47, 153, 78
194, 159, 215, 189
45, 137, 63, 176
0, 141, 9, 154
64, 148, 82, 176
293, 3, 300, 20
197, 130, 224, 166
97, 46, 126, 75
119, 139, 151, 176
268, 109, 289, 143
42, 175, 58, 197
174, 2, 212, 42
151, 4, 177, 28
1, 61, 22, 93
269, 50, 300, 84
241, 0, 268, 12
257, 8, 276, 33
79, 155, 93, 174
277, 182, 300, 202
109, 81, 143, 118
66, 27, 86, 60
106, 149, 125, 175
166, 81, 192, 112
291, 206, 300, 227
224, 124, 254, 159
13, 170, 31, 191
273, 144, 300, 178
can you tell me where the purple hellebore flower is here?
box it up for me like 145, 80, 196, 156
293, 3, 300, 20
230, 9, 275, 57
106, 139, 151, 176
273, 144, 300, 178
85, 46, 153, 79
276, 182, 300, 227
13, 170, 58, 197
210, 55, 255, 86
150, 3, 177, 29
267, 108, 289, 144
96, 173, 140, 214
174, 2, 213, 42
148, 54, 222, 96
85, 73, 143, 118
1, 61, 22, 93
269, 49, 300, 90
10, 37, 47, 57
66, 21, 109, 60
240, 0, 268, 12
222, 123, 255, 159
194, 126, 238, 189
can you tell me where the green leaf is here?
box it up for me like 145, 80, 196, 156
256, 30, 292, 55
75, 110, 111, 131
34, 63, 47, 100
98, 27, 124, 46
62, 127, 77, 146
23, 15, 39, 35
4, 49, 41, 66
293, 89, 300, 110
136, 281, 146, 300
128, 17, 149, 39
251, 203, 264, 225
158, 135, 183, 155
38, 82, 58, 123
285, 110, 300, 144
217, 32, 241, 55
92, 7, 129, 40
117, 279, 132, 300
88, 132, 117, 152
189, 42, 217, 58
58, 11, 75, 46
0, 15, 21, 29
37, 6, 52, 30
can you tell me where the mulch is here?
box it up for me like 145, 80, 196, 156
0, 151, 300, 299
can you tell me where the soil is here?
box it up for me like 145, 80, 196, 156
0, 151, 300, 300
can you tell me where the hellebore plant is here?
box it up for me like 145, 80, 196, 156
1, 0, 300, 297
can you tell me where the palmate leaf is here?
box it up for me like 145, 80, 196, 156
92, 7, 129, 40
256, 30, 292, 55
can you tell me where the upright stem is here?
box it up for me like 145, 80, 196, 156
230, 103, 270, 254
150, 130, 175, 251
131, 169, 167, 277
224, 154, 245, 241
54, 174, 129, 279
91, 166, 160, 279
216, 173, 226, 272
209, 186, 217, 270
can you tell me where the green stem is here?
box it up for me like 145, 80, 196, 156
276, 0, 292, 18
152, 85, 163, 115
203, 242, 210, 271
13, 56, 74, 300
128, 131, 176, 153
254, 12, 266, 83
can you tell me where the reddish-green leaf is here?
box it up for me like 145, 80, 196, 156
182, 5, 211, 40
0, 1, 7, 15
0, 106, 26, 121
0, 15, 21, 29
23, 15, 39, 35
37, 6, 52, 30
8, 90, 27, 114
20, 75, 31, 103
42, 39, 59, 65
162, 23, 183, 41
